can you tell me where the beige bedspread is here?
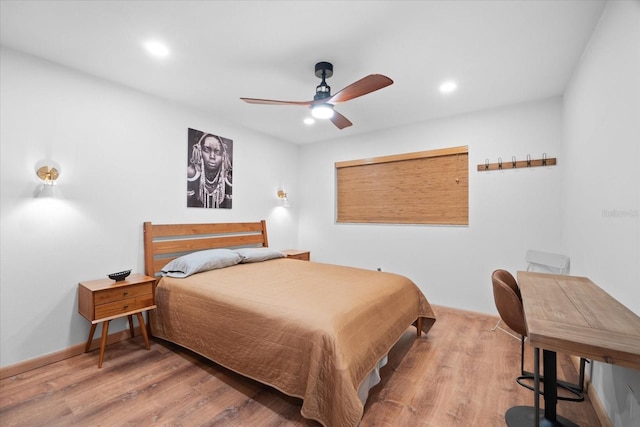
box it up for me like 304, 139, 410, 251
150, 258, 436, 427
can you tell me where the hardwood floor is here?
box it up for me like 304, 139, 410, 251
0, 306, 602, 426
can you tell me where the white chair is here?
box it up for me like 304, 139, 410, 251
525, 249, 570, 275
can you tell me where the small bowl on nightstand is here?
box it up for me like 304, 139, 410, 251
108, 269, 131, 282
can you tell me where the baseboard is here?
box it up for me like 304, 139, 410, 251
570, 355, 612, 427
0, 326, 143, 380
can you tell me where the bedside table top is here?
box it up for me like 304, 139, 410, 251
282, 249, 309, 257
79, 274, 156, 292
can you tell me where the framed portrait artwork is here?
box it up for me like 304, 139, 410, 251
187, 128, 233, 208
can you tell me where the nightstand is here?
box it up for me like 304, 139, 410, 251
78, 274, 157, 368
282, 249, 310, 261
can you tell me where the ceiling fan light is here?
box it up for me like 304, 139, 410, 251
311, 104, 334, 119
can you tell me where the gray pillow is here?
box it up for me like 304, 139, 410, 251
161, 248, 242, 278
235, 247, 285, 263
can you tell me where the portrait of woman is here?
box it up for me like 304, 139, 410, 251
187, 128, 233, 208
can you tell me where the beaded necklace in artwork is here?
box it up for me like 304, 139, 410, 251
199, 166, 226, 208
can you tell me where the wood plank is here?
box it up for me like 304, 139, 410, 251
149, 221, 265, 237
153, 234, 266, 254
0, 306, 603, 427
556, 276, 640, 333
518, 274, 589, 326
528, 320, 640, 369
519, 271, 640, 370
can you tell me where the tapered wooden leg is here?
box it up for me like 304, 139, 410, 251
127, 315, 135, 337
136, 312, 151, 350
98, 320, 109, 368
416, 317, 423, 337
85, 323, 97, 352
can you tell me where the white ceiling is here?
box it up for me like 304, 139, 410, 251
0, 0, 606, 144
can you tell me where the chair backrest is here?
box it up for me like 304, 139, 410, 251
491, 269, 527, 337
526, 250, 570, 275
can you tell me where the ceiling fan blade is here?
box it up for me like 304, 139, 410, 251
240, 97, 312, 106
330, 110, 353, 129
328, 74, 393, 104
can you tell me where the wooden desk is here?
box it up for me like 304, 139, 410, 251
510, 271, 640, 426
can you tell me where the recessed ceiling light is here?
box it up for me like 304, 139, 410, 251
304, 117, 315, 125
439, 80, 457, 94
143, 41, 170, 58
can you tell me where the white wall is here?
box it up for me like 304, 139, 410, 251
298, 97, 564, 314
0, 47, 300, 368
563, 1, 640, 425
2, 3, 638, 423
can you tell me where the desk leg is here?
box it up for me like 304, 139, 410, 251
539, 350, 579, 427
534, 347, 540, 425
543, 350, 558, 422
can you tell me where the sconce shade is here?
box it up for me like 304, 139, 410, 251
37, 184, 58, 197
277, 189, 290, 207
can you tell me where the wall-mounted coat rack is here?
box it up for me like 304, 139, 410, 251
477, 154, 556, 172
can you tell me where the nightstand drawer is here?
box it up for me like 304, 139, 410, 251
95, 294, 154, 319
94, 283, 153, 305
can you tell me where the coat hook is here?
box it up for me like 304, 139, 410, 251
512, 156, 517, 168
498, 157, 503, 170
485, 159, 489, 171
542, 153, 547, 166
526, 154, 531, 167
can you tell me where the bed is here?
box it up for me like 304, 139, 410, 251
143, 220, 436, 427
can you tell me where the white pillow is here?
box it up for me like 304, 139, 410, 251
234, 247, 285, 263
161, 249, 242, 278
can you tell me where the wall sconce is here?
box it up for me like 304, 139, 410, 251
35, 160, 62, 197
277, 188, 290, 207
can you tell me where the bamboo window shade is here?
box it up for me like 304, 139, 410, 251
336, 146, 468, 225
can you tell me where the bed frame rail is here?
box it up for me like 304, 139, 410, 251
143, 220, 269, 277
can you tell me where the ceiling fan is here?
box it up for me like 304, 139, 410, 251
240, 62, 393, 129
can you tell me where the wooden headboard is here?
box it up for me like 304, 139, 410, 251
143, 220, 269, 277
